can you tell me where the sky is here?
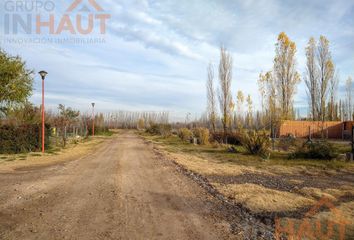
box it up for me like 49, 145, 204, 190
1, 0, 353, 120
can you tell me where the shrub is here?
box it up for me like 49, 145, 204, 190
290, 141, 336, 160
159, 124, 172, 138
146, 123, 172, 138
193, 127, 210, 145
146, 124, 160, 135
240, 129, 271, 156
178, 128, 193, 142
278, 135, 296, 151
0, 124, 51, 154
171, 129, 178, 135
211, 132, 241, 145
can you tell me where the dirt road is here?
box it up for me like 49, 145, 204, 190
0, 132, 235, 240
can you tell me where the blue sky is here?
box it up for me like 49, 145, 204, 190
1, 0, 353, 120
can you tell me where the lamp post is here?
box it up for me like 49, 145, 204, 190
39, 71, 48, 153
91, 103, 95, 136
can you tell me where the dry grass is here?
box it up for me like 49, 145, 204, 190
163, 151, 267, 176
142, 133, 354, 172
141, 132, 354, 237
0, 136, 111, 172
214, 183, 315, 213
280, 201, 354, 240
298, 187, 354, 201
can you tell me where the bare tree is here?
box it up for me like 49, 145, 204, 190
206, 63, 217, 133
328, 72, 339, 120
55, 104, 80, 147
106, 111, 169, 129
304, 37, 318, 120
218, 47, 233, 140
317, 36, 335, 122
236, 90, 244, 127
258, 73, 266, 115
246, 94, 253, 127
273, 32, 300, 120
259, 71, 278, 130
345, 76, 353, 120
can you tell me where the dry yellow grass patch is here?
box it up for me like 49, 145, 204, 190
299, 186, 354, 201
313, 201, 354, 226
0, 136, 109, 172
214, 183, 315, 213
299, 187, 338, 201
145, 134, 354, 237
280, 200, 354, 240
164, 150, 269, 176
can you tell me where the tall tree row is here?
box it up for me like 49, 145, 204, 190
317, 36, 335, 122
305, 36, 337, 121
304, 37, 318, 120
205, 47, 234, 138
218, 47, 233, 138
206, 63, 217, 133
273, 32, 301, 120
345, 77, 353, 120
258, 71, 278, 129
236, 90, 244, 127
206, 33, 353, 135
257, 32, 300, 125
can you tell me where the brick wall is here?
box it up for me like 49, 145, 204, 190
278, 121, 345, 139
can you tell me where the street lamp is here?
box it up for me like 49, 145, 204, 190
91, 103, 95, 136
39, 70, 48, 153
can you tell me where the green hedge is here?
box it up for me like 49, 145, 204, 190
0, 124, 51, 154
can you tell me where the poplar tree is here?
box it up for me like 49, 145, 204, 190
218, 47, 233, 140
273, 32, 300, 120
206, 63, 217, 133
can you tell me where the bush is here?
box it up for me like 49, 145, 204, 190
146, 123, 172, 138
0, 124, 51, 154
278, 135, 296, 151
211, 132, 241, 145
146, 124, 160, 135
178, 128, 193, 142
193, 127, 210, 145
290, 141, 336, 160
240, 129, 271, 157
159, 124, 172, 138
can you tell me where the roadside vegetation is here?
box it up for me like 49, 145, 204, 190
136, 32, 354, 239
141, 130, 353, 170
140, 129, 354, 239
0, 135, 109, 171
0, 48, 111, 158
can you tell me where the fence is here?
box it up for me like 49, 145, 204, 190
278, 121, 354, 139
